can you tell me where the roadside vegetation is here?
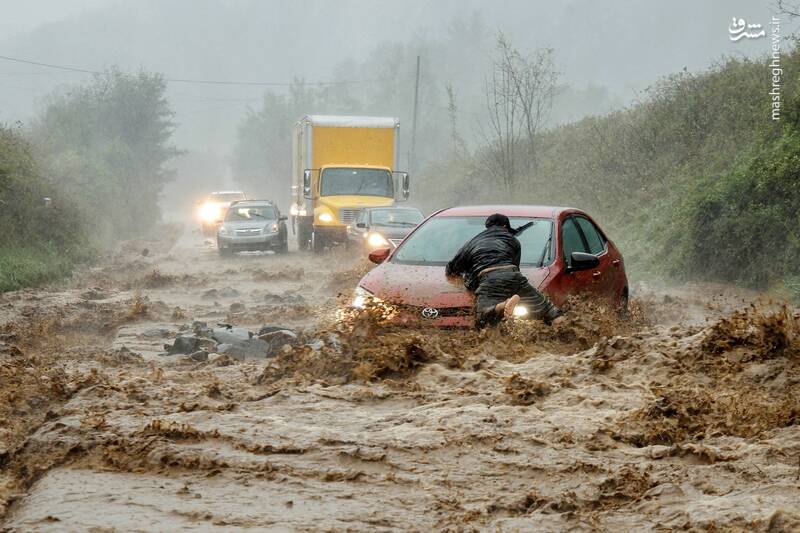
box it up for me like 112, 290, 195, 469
0, 69, 179, 291
415, 38, 800, 297
232, 26, 799, 297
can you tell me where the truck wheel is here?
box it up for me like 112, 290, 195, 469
297, 224, 309, 250
311, 231, 325, 254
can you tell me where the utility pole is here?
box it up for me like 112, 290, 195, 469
410, 55, 421, 173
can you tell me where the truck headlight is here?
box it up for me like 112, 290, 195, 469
367, 232, 389, 248
318, 212, 334, 223
268, 223, 279, 233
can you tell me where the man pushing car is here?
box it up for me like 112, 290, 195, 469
446, 213, 563, 327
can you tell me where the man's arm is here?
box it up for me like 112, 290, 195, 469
446, 243, 470, 277
511, 237, 521, 268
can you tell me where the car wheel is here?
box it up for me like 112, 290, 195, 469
276, 237, 289, 254
218, 243, 233, 257
617, 289, 629, 319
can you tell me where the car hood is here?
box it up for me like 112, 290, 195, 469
223, 220, 275, 230
368, 225, 417, 240
359, 261, 550, 308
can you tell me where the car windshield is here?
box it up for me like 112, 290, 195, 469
392, 216, 553, 266
321, 168, 393, 197
225, 206, 276, 221
370, 209, 423, 227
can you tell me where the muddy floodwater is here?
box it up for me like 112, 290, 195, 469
1, 228, 799, 532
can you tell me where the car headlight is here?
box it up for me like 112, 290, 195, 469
512, 305, 529, 317
367, 232, 389, 248
268, 223, 279, 233
318, 212, 334, 223
200, 203, 221, 222
352, 286, 380, 308
218, 226, 228, 235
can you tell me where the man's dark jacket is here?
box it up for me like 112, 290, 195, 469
445, 226, 520, 291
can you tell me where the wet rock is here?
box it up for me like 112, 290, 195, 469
217, 338, 270, 360
229, 302, 246, 313
81, 287, 109, 300
258, 329, 298, 355
166, 335, 202, 355
263, 292, 305, 305
212, 326, 252, 345
192, 320, 213, 338
190, 350, 209, 362
142, 328, 170, 338
202, 287, 240, 299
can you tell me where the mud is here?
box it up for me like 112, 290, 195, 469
1, 227, 799, 531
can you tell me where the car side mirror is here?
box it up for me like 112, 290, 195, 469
278, 215, 287, 221
401, 172, 410, 200
303, 169, 312, 199
356, 222, 366, 229
566, 251, 600, 273
368, 247, 391, 264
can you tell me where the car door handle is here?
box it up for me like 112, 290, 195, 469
612, 260, 621, 267
592, 271, 602, 278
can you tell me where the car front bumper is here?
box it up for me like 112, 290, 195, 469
218, 233, 280, 248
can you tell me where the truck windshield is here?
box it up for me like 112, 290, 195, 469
320, 168, 393, 198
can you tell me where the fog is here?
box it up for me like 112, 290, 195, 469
1, 0, 796, 211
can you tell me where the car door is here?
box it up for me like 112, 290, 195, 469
549, 216, 595, 302
574, 216, 615, 302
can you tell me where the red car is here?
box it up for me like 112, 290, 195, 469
353, 205, 628, 327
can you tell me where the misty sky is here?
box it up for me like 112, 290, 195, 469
1, 0, 796, 157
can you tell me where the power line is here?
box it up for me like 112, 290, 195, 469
0, 53, 383, 87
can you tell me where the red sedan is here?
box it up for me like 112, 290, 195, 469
353, 205, 629, 327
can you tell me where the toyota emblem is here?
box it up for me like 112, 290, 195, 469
421, 307, 439, 319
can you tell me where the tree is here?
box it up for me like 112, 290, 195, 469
481, 33, 558, 188
33, 68, 180, 241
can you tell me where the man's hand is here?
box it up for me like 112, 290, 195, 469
550, 315, 567, 327
445, 274, 461, 285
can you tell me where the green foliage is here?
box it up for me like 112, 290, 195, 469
679, 129, 800, 287
32, 68, 180, 243
414, 46, 800, 291
0, 125, 91, 290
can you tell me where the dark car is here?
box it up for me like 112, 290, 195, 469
216, 200, 288, 256
347, 207, 424, 253
353, 205, 628, 327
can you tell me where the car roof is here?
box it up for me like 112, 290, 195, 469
436, 205, 582, 218
229, 200, 276, 206
362, 206, 422, 212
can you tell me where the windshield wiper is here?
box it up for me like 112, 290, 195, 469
537, 231, 553, 267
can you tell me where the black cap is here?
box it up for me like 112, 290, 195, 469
485, 213, 511, 229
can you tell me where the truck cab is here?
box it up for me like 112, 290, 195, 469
291, 115, 410, 252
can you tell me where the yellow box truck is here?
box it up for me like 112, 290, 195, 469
290, 115, 410, 252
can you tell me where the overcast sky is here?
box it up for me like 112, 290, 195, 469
0, 0, 795, 153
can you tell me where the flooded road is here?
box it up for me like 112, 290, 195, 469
1, 228, 799, 531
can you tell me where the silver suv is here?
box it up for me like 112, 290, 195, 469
217, 200, 289, 255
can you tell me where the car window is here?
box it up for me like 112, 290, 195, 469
561, 217, 587, 262
392, 216, 553, 266
369, 209, 423, 227
575, 217, 606, 255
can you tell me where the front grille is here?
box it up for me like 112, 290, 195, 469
235, 228, 261, 235
389, 238, 403, 247
339, 209, 360, 224
394, 304, 471, 318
